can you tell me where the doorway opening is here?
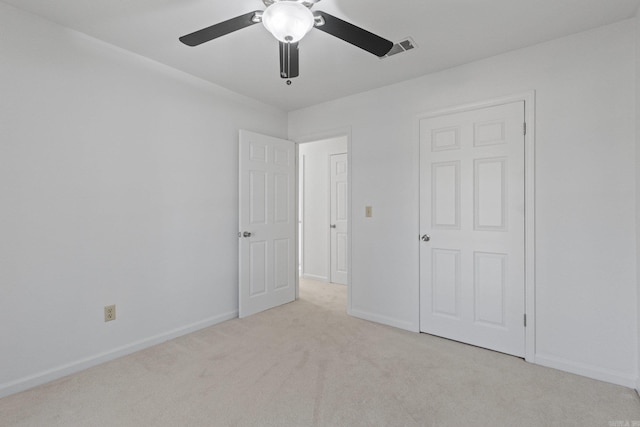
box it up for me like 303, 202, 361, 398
298, 136, 349, 293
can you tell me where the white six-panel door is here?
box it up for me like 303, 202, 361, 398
239, 130, 296, 318
419, 101, 526, 357
330, 153, 348, 285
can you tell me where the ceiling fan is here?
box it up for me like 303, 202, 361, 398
179, 0, 394, 84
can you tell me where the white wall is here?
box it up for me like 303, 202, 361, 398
299, 137, 348, 281
289, 20, 637, 387
0, 3, 287, 397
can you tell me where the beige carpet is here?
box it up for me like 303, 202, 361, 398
2, 279, 639, 426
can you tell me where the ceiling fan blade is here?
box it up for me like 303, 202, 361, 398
179, 11, 262, 47
314, 11, 393, 57
279, 42, 299, 79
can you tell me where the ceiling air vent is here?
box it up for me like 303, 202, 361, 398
382, 37, 416, 59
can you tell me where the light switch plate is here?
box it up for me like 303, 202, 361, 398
365, 206, 372, 218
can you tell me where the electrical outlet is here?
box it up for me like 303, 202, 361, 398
104, 305, 116, 322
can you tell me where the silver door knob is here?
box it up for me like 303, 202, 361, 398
243, 231, 252, 238
421, 234, 430, 242
330, 224, 337, 229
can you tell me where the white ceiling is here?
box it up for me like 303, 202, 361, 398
3, 0, 639, 111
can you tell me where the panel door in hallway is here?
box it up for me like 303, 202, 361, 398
419, 101, 526, 357
330, 153, 348, 285
239, 130, 296, 318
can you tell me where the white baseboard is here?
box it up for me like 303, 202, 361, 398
349, 308, 419, 333
0, 310, 238, 399
533, 353, 636, 388
301, 273, 329, 282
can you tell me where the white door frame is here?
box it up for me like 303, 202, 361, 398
417, 92, 536, 362
292, 127, 352, 311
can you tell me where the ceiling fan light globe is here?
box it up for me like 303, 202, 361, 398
262, 1, 314, 43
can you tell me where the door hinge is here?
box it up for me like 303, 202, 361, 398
523, 122, 527, 136
524, 314, 527, 327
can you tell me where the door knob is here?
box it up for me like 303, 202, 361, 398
243, 231, 252, 238
421, 234, 430, 242
330, 224, 337, 229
